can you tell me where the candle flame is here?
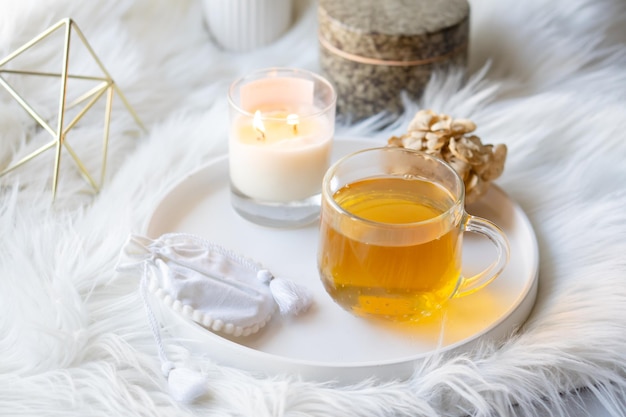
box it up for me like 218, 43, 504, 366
253, 110, 266, 141
287, 113, 299, 135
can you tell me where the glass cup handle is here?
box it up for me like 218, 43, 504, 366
454, 214, 510, 297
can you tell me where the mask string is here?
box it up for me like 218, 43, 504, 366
139, 263, 171, 372
139, 262, 208, 404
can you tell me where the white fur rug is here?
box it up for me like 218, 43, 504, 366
1, 0, 626, 416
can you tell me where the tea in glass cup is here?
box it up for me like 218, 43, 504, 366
317, 147, 510, 321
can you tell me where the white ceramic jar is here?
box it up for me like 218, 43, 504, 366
202, 0, 293, 52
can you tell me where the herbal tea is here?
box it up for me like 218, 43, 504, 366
318, 176, 463, 320
318, 147, 510, 322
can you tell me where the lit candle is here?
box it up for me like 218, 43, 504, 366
230, 106, 333, 202
228, 68, 336, 227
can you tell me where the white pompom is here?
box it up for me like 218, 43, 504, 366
269, 277, 313, 316
161, 361, 175, 377
256, 269, 273, 284
167, 367, 207, 404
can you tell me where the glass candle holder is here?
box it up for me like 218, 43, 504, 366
228, 68, 336, 228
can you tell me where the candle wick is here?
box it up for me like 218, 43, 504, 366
286, 114, 299, 136
256, 129, 266, 141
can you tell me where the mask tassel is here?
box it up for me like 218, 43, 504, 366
165, 365, 208, 404
257, 269, 313, 316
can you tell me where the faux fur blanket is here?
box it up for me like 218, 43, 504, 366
1, 0, 625, 416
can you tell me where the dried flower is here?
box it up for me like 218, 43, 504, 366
388, 109, 507, 203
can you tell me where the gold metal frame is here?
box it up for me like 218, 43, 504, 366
0, 18, 145, 199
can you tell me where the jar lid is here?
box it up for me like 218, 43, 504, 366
319, 0, 469, 63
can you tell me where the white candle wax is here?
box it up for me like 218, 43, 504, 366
229, 108, 333, 202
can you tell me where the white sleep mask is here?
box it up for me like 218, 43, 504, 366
117, 233, 313, 337
116, 232, 313, 403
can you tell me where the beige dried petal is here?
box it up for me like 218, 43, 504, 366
424, 131, 447, 150
430, 115, 452, 132
387, 136, 404, 148
401, 135, 424, 150
424, 131, 441, 141
474, 146, 493, 175
449, 135, 490, 165
448, 137, 466, 161
409, 130, 427, 141
480, 144, 507, 181
424, 148, 443, 159
451, 119, 476, 134
440, 147, 453, 160
427, 139, 447, 151
465, 135, 487, 150
465, 173, 490, 204
494, 143, 507, 162
408, 109, 437, 132
448, 157, 471, 181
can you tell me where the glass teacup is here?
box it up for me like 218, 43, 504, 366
317, 147, 510, 321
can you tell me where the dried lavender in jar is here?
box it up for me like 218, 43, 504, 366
318, 0, 469, 122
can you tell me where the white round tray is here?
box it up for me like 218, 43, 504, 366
145, 137, 539, 384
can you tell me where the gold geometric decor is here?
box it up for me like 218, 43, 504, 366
0, 18, 145, 200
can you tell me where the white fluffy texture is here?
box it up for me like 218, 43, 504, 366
1, 0, 625, 416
